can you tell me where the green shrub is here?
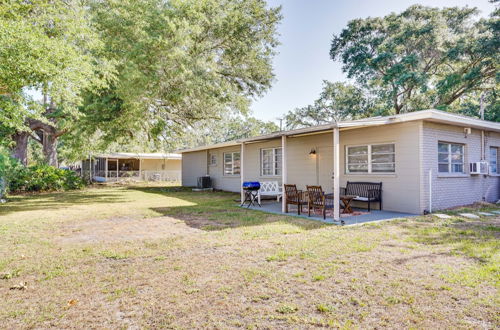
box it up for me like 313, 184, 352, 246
0, 147, 20, 198
8, 164, 85, 193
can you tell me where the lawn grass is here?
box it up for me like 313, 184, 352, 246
0, 183, 498, 328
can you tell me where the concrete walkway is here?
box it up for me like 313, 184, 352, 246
241, 201, 417, 226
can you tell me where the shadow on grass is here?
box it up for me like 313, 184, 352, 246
127, 186, 328, 231
0, 189, 128, 216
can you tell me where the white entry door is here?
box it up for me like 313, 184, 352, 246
317, 146, 333, 193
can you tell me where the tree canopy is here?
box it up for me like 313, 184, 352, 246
0, 0, 115, 165
330, 5, 498, 115
285, 4, 499, 129
81, 0, 281, 150
284, 81, 375, 129
1, 0, 282, 166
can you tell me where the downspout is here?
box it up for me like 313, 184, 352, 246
480, 93, 486, 201
428, 169, 432, 213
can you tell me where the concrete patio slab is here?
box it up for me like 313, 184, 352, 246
477, 212, 495, 216
241, 201, 417, 226
459, 213, 480, 219
433, 213, 452, 219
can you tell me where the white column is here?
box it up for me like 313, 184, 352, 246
240, 143, 245, 202
333, 126, 340, 221
281, 135, 287, 212
138, 157, 142, 180
116, 159, 119, 180
105, 158, 108, 181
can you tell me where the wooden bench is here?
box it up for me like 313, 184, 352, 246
341, 181, 382, 211
258, 181, 283, 204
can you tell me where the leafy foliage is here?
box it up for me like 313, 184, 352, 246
284, 81, 377, 129
78, 0, 282, 151
330, 5, 498, 115
179, 115, 280, 148
0, 146, 19, 198
0, 0, 115, 130
8, 165, 85, 193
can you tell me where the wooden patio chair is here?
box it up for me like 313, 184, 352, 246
306, 185, 333, 220
284, 184, 307, 215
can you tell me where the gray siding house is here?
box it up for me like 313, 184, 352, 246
179, 110, 500, 219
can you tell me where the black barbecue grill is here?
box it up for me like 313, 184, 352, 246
241, 181, 261, 208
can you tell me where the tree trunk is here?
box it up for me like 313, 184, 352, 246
42, 132, 58, 167
11, 132, 29, 166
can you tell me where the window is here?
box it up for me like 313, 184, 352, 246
346, 143, 395, 173
438, 142, 464, 173
261, 148, 282, 176
223, 152, 240, 175
490, 147, 498, 174
209, 153, 217, 166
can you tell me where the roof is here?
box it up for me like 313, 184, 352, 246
178, 109, 500, 153
95, 152, 181, 160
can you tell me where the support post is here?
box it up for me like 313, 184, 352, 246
282, 135, 287, 213
333, 126, 340, 221
240, 143, 245, 203
116, 159, 119, 180
139, 157, 142, 180
89, 153, 92, 182
105, 158, 108, 182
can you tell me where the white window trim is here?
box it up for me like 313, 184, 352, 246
438, 142, 465, 174
260, 147, 282, 177
223, 152, 240, 176
208, 153, 217, 166
345, 143, 395, 174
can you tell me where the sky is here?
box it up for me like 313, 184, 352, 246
250, 0, 497, 123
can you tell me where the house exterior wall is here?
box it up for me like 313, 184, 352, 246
339, 121, 422, 214
182, 151, 208, 187
243, 139, 283, 185
141, 158, 181, 171
286, 133, 334, 193
182, 121, 422, 213
206, 145, 242, 192
420, 122, 500, 211
181, 120, 499, 214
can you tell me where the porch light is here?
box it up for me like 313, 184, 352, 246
309, 148, 316, 156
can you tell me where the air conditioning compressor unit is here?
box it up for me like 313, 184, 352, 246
469, 161, 488, 175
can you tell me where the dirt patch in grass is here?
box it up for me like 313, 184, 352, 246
56, 216, 203, 244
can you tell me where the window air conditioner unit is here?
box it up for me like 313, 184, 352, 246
469, 161, 488, 175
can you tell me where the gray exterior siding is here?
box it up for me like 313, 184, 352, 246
420, 122, 500, 212
181, 150, 207, 187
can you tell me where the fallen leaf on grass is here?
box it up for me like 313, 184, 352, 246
67, 299, 78, 307
10, 282, 27, 290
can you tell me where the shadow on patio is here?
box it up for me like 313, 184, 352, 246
243, 200, 417, 226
